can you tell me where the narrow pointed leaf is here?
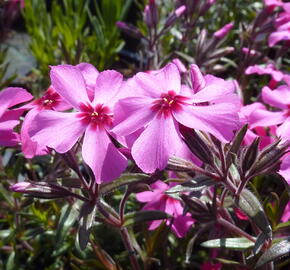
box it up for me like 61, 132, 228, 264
236, 189, 272, 239
55, 204, 79, 248
226, 124, 248, 165
201, 237, 255, 250
100, 173, 149, 195
255, 238, 290, 268
77, 202, 97, 250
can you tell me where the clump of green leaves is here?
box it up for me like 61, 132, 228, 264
22, 0, 131, 80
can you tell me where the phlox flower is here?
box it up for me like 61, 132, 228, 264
245, 64, 284, 88
239, 102, 277, 149
112, 63, 240, 173
136, 180, 194, 238
20, 86, 71, 158
0, 87, 32, 146
259, 84, 290, 139
29, 64, 127, 183
268, 11, 290, 47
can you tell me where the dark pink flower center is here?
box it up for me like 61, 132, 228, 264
78, 103, 113, 129
34, 88, 60, 109
151, 90, 187, 117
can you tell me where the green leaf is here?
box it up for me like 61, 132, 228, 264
165, 176, 214, 195
255, 238, 290, 268
123, 211, 170, 227
100, 173, 149, 195
216, 258, 242, 265
6, 251, 16, 270
275, 221, 290, 231
77, 202, 97, 250
55, 204, 79, 248
236, 189, 272, 238
201, 237, 255, 250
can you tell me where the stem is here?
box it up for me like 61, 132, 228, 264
120, 227, 141, 270
217, 217, 256, 242
119, 189, 130, 224
96, 200, 121, 227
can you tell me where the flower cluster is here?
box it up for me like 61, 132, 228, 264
1, 61, 240, 184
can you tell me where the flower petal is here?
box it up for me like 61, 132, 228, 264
262, 85, 290, 110
174, 103, 240, 142
0, 87, 33, 118
93, 70, 123, 106
248, 109, 285, 128
0, 130, 19, 146
112, 97, 155, 136
82, 126, 127, 183
21, 109, 48, 158
29, 111, 86, 153
50, 65, 89, 110
269, 30, 290, 47
132, 115, 183, 173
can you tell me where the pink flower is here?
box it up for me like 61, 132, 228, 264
269, 12, 290, 47
245, 64, 284, 87
0, 87, 32, 147
20, 86, 71, 158
113, 63, 240, 173
261, 85, 290, 139
136, 180, 194, 238
29, 65, 127, 183
239, 102, 277, 149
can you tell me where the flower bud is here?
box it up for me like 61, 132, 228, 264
144, 0, 158, 28
10, 181, 72, 199
180, 126, 214, 165
213, 22, 234, 39
116, 21, 143, 39
164, 5, 186, 28
172, 58, 187, 73
181, 195, 213, 222
189, 64, 205, 92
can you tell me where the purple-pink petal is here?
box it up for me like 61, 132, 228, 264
93, 70, 123, 106
262, 85, 290, 110
21, 109, 48, 158
112, 97, 155, 136
82, 126, 127, 183
173, 103, 239, 142
132, 115, 183, 173
0, 87, 33, 117
29, 111, 87, 153
269, 30, 290, 47
50, 65, 89, 110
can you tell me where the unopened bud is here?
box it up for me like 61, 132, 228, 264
116, 21, 143, 39
208, 47, 235, 60
249, 140, 289, 177
181, 195, 213, 222
164, 5, 186, 28
144, 1, 158, 28
167, 156, 195, 172
10, 181, 72, 199
214, 22, 234, 39
190, 64, 205, 92
180, 126, 214, 165
172, 58, 187, 73
199, 0, 216, 16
